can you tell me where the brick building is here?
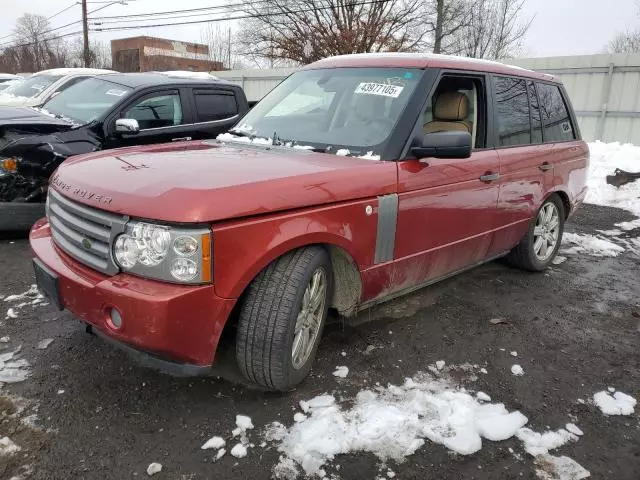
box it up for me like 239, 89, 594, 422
111, 36, 224, 73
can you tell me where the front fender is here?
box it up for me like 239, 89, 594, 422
212, 198, 379, 299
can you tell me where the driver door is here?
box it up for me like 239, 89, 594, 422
393, 73, 501, 287
106, 89, 194, 148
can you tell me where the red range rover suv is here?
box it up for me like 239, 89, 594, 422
30, 53, 588, 391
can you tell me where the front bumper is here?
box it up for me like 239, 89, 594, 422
30, 218, 236, 369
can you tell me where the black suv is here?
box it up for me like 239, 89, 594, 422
0, 72, 249, 229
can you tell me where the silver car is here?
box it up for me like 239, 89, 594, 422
0, 68, 115, 107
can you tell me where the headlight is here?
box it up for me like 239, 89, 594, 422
0, 157, 19, 173
113, 221, 212, 284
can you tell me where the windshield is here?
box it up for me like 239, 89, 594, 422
228, 67, 423, 157
42, 77, 132, 125
3, 74, 62, 98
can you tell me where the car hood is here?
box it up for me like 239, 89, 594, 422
0, 95, 40, 108
50, 141, 397, 223
0, 106, 73, 129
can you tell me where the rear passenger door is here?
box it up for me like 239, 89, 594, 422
188, 87, 241, 139
491, 76, 553, 253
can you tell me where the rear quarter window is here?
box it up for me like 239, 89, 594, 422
194, 90, 238, 122
536, 83, 576, 142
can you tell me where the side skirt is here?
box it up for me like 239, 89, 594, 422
355, 250, 511, 313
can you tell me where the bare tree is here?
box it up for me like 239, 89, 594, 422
238, 0, 427, 66
425, 0, 472, 54
200, 22, 245, 69
608, 29, 640, 53
66, 37, 111, 68
453, 0, 532, 59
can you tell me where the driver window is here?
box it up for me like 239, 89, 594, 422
423, 76, 486, 149
123, 92, 183, 130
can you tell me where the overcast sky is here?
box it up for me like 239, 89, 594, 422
1, 0, 639, 61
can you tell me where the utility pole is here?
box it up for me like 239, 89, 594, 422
82, 0, 91, 67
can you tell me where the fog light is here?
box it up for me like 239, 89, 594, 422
109, 307, 123, 329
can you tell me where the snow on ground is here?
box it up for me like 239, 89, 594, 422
0, 436, 21, 456
264, 371, 588, 477
146, 462, 162, 476
593, 390, 636, 415
561, 233, 625, 257
516, 427, 578, 456
587, 141, 640, 217
535, 454, 591, 480
0, 350, 30, 383
3, 285, 48, 319
201, 436, 225, 450
36, 338, 53, 350
230, 443, 248, 458
332, 366, 349, 378
511, 364, 525, 376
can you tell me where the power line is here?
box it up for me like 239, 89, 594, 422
89, 2, 258, 20
0, 1, 127, 49
93, 0, 387, 32
48, 2, 79, 21
0, 30, 84, 50
91, 3, 259, 25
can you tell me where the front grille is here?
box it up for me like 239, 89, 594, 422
47, 189, 126, 275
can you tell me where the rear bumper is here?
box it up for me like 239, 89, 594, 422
30, 218, 236, 368
0, 202, 44, 231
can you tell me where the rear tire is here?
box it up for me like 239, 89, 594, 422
236, 246, 332, 391
507, 194, 565, 271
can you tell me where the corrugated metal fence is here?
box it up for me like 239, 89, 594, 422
215, 54, 640, 143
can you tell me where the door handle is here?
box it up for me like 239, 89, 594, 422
172, 136, 192, 142
539, 162, 553, 172
479, 172, 499, 182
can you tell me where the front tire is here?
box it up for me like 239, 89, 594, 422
236, 246, 332, 391
507, 194, 565, 271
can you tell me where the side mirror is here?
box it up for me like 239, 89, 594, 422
411, 131, 472, 159
115, 118, 140, 134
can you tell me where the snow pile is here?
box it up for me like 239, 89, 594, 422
593, 390, 636, 415
511, 364, 525, 376
201, 436, 225, 450
0, 436, 21, 456
561, 233, 625, 257
516, 427, 578, 456
0, 350, 30, 383
268, 374, 530, 476
358, 151, 381, 161
535, 454, 591, 480
333, 366, 349, 378
587, 141, 640, 217
146, 462, 162, 476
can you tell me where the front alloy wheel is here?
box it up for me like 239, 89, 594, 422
236, 246, 333, 391
292, 268, 327, 369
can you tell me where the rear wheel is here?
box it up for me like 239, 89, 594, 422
236, 246, 332, 391
507, 195, 565, 271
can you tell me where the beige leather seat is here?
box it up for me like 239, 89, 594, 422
423, 92, 472, 134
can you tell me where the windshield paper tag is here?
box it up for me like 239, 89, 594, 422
355, 82, 404, 98
105, 89, 128, 97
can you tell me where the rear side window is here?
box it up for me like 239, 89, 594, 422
493, 77, 531, 147
536, 83, 575, 142
194, 90, 238, 122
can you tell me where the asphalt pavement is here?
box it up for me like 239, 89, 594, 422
1, 203, 639, 480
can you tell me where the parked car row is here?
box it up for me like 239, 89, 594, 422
0, 68, 249, 230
